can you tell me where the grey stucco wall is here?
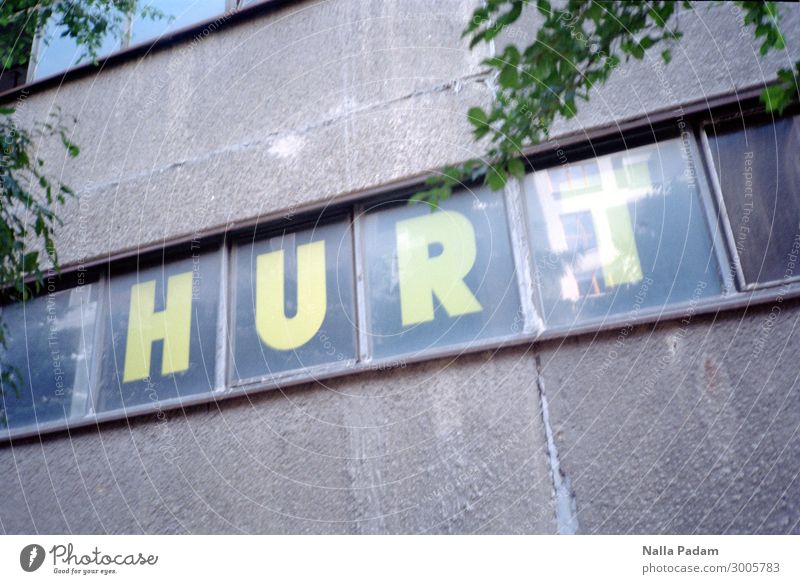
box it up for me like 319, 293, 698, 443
542, 299, 800, 534
7, 0, 799, 268
1, 347, 555, 534
1, 0, 799, 534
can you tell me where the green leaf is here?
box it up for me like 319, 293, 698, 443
661, 49, 671, 64
61, 134, 80, 157
639, 36, 656, 50
467, 107, 488, 128
22, 251, 38, 274
536, 0, 551, 17
761, 84, 788, 113
507, 158, 525, 179
777, 67, 796, 85
499, 64, 519, 88
504, 45, 520, 66
469, 30, 487, 49
484, 56, 505, 68
486, 166, 508, 191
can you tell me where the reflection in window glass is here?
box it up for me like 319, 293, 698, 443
0, 284, 98, 430
33, 18, 121, 80
708, 115, 800, 286
98, 249, 220, 411
232, 220, 356, 382
362, 187, 521, 359
131, 0, 227, 45
524, 139, 723, 327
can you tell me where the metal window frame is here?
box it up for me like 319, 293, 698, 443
214, 239, 230, 391
688, 129, 739, 296
504, 177, 545, 335
86, 273, 109, 416
5, 108, 800, 443
352, 205, 372, 364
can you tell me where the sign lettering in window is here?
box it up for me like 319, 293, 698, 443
98, 249, 221, 411
3, 129, 780, 435
361, 187, 522, 358
232, 220, 357, 382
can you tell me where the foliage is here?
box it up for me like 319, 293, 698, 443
0, 0, 164, 71
0, 1, 163, 419
414, 0, 799, 206
0, 107, 79, 398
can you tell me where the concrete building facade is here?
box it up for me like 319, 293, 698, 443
0, 0, 799, 534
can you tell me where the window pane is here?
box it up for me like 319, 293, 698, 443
131, 1, 227, 45
34, 18, 120, 80
708, 115, 800, 286
232, 220, 356, 382
98, 249, 220, 411
362, 187, 522, 359
1, 283, 98, 430
524, 139, 723, 326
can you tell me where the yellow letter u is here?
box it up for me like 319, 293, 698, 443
255, 241, 327, 351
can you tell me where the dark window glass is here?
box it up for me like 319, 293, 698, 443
0, 283, 98, 430
232, 220, 357, 382
708, 114, 800, 286
0, 19, 31, 90
361, 187, 521, 359
98, 249, 220, 411
524, 139, 723, 326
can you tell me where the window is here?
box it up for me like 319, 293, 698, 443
706, 113, 800, 288
33, 16, 121, 81
96, 247, 222, 411
523, 139, 724, 327
130, 0, 228, 46
360, 186, 522, 358
231, 220, 357, 383
3, 104, 800, 440
0, 282, 98, 429
30, 0, 229, 82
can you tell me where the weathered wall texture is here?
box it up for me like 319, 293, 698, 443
543, 299, 800, 534
1, 347, 555, 534
1, 0, 799, 533
6, 0, 799, 268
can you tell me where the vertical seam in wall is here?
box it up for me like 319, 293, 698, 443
534, 351, 579, 534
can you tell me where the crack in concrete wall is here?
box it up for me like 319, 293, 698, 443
77, 71, 493, 198
535, 353, 579, 534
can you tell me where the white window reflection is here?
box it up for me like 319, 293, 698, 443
525, 139, 723, 326
0, 284, 98, 429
